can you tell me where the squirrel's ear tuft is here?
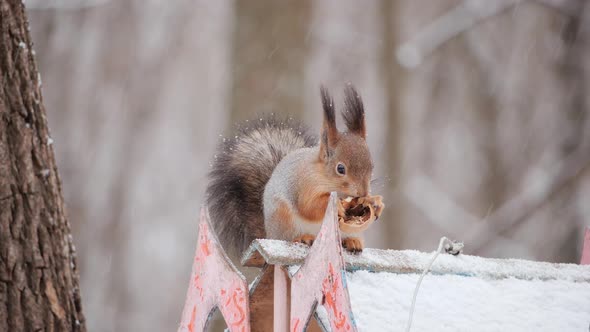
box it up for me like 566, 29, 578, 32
342, 84, 366, 138
320, 85, 339, 160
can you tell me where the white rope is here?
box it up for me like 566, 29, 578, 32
405, 237, 464, 332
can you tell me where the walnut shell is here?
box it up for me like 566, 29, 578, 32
338, 196, 377, 233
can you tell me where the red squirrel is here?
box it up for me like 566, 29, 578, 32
207, 85, 384, 254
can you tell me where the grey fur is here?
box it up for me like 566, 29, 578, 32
206, 116, 316, 254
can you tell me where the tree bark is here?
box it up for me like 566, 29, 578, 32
0, 1, 86, 331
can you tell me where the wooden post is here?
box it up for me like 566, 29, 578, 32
249, 265, 274, 330
581, 227, 590, 265
178, 209, 251, 332
274, 266, 290, 332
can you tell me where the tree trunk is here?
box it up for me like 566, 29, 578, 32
0, 1, 86, 331
230, 0, 311, 124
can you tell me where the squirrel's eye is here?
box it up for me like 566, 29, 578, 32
336, 163, 346, 176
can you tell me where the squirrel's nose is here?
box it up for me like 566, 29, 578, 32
357, 181, 370, 197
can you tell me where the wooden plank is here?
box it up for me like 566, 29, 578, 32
274, 266, 290, 332
290, 193, 357, 332
581, 227, 590, 265
242, 238, 590, 283
178, 208, 251, 332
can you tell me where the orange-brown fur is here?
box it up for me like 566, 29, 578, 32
296, 177, 331, 222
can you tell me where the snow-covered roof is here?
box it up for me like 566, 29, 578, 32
244, 238, 590, 331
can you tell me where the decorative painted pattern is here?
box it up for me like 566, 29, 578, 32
178, 209, 251, 332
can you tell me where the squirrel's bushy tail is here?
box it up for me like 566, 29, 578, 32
206, 116, 316, 255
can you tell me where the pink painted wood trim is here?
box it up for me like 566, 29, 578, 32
178, 208, 251, 332
581, 227, 590, 265
290, 192, 357, 332
274, 266, 290, 332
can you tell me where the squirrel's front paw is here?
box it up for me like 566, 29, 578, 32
361, 195, 384, 220
342, 237, 364, 253
293, 234, 316, 247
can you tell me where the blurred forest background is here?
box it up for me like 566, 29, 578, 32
24, 0, 590, 331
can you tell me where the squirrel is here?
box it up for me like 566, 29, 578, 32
206, 85, 384, 256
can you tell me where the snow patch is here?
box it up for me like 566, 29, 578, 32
344, 271, 590, 331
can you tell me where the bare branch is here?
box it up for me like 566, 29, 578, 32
396, 0, 521, 69
396, 0, 580, 69
470, 152, 590, 254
